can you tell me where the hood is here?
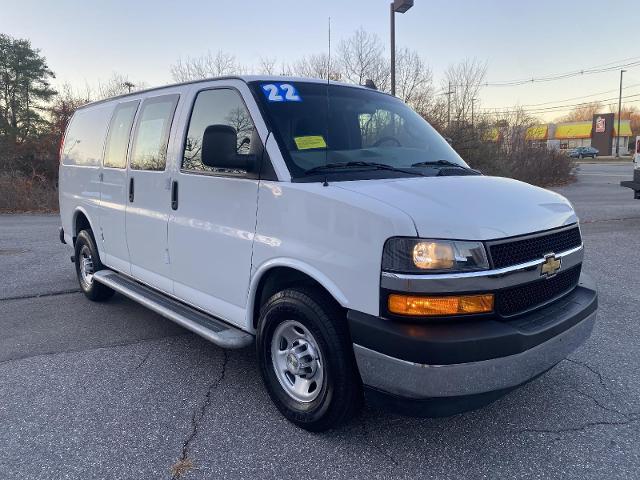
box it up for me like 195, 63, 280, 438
336, 175, 578, 240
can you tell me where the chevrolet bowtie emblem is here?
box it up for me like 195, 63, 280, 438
541, 253, 562, 278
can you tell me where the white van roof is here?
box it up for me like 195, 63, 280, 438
78, 75, 381, 110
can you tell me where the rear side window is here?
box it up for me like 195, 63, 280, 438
182, 88, 257, 174
103, 101, 139, 169
130, 95, 179, 171
62, 104, 113, 166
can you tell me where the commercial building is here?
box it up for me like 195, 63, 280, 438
526, 114, 634, 155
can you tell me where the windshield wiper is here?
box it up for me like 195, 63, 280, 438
411, 160, 469, 169
304, 161, 426, 177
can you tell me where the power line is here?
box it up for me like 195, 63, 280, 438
482, 58, 640, 87
496, 82, 640, 108
474, 97, 640, 117
478, 92, 640, 115
434, 56, 640, 94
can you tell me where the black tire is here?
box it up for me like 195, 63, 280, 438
256, 287, 363, 431
74, 229, 114, 301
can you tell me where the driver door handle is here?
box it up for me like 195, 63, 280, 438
171, 180, 178, 210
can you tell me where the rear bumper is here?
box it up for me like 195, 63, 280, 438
348, 273, 597, 400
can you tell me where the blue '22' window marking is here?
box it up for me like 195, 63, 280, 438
261, 83, 302, 102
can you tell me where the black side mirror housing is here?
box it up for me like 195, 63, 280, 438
201, 124, 256, 172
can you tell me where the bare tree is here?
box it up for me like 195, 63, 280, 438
606, 104, 640, 139
97, 72, 147, 100
258, 56, 278, 75
338, 27, 388, 89
395, 47, 433, 108
442, 59, 487, 124
422, 96, 448, 131
291, 53, 341, 80
170, 50, 244, 82
489, 106, 536, 153
559, 101, 603, 122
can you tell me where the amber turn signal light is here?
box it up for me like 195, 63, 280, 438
388, 293, 494, 316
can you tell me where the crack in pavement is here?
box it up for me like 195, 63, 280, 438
0, 333, 190, 367
510, 357, 640, 441
0, 288, 81, 302
132, 336, 180, 374
361, 420, 399, 468
571, 386, 635, 419
564, 357, 640, 418
171, 350, 229, 479
515, 416, 640, 440
135, 347, 155, 371
580, 216, 640, 224
565, 358, 610, 391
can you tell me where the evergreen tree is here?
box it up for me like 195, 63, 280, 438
0, 33, 56, 142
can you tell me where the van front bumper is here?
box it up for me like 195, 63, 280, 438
348, 273, 597, 403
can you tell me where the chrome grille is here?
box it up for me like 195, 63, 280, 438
488, 226, 582, 269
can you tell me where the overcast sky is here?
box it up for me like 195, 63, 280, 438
1, 0, 639, 121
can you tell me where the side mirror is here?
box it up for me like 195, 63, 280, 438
201, 124, 255, 171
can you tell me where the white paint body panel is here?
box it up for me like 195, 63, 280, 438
168, 174, 259, 328
59, 76, 580, 334
59, 102, 115, 259
250, 181, 416, 320
336, 175, 578, 240
99, 166, 130, 274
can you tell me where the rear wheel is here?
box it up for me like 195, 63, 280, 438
256, 287, 363, 431
74, 230, 114, 301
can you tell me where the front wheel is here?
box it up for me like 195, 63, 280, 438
256, 287, 363, 431
74, 230, 114, 301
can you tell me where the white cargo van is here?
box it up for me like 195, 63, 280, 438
59, 76, 597, 431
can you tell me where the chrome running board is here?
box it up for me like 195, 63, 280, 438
93, 270, 253, 349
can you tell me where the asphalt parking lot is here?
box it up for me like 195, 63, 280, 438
1, 162, 639, 479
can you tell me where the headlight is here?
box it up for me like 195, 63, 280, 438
382, 238, 489, 273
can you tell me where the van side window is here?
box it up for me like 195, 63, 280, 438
104, 101, 139, 169
182, 89, 257, 175
130, 95, 179, 171
62, 104, 113, 166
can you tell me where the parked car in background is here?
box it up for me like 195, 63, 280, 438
58, 76, 598, 431
569, 146, 599, 158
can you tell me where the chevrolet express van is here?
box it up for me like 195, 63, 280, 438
59, 76, 598, 431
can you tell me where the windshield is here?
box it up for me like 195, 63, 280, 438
249, 81, 469, 181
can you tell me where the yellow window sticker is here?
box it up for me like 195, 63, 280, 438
294, 136, 327, 150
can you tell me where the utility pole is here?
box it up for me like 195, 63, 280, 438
471, 98, 476, 128
445, 81, 454, 128
389, 0, 414, 96
616, 69, 626, 158
390, 3, 395, 96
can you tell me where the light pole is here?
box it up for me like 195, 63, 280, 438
122, 81, 135, 93
616, 69, 626, 158
390, 0, 414, 96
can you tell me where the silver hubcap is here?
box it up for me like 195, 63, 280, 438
79, 245, 94, 289
271, 320, 324, 403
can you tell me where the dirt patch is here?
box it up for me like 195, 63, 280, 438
170, 458, 194, 479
